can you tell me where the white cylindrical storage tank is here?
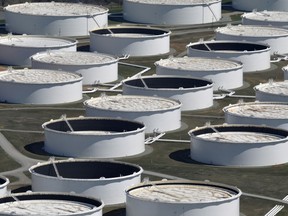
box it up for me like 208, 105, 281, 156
4, 2, 108, 37
215, 24, 288, 54
84, 95, 181, 134
123, 0, 222, 25
187, 40, 271, 73
126, 180, 242, 216
42, 117, 146, 158
0, 68, 82, 105
0, 177, 9, 197
122, 75, 213, 111
189, 124, 288, 166
29, 159, 143, 205
223, 102, 288, 130
0, 192, 104, 216
31, 51, 118, 85
282, 65, 288, 80
242, 11, 288, 29
232, 0, 288, 12
155, 56, 243, 90
254, 80, 288, 102
0, 34, 77, 66
90, 26, 171, 57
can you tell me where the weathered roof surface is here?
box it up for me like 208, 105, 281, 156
0, 69, 81, 84
126, 0, 220, 5
155, 57, 242, 71
216, 24, 288, 37
0, 199, 94, 215
0, 35, 76, 47
32, 51, 117, 65
128, 184, 237, 203
223, 102, 288, 119
254, 81, 288, 96
243, 11, 288, 22
5, 2, 108, 16
85, 95, 181, 112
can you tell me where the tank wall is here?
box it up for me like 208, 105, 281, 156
90, 32, 170, 57
0, 43, 77, 66
44, 127, 145, 158
31, 171, 142, 205
85, 107, 181, 134
126, 195, 240, 216
123, 1, 221, 25
225, 113, 288, 130
0, 178, 9, 197
233, 0, 288, 11
122, 84, 213, 111
31, 60, 118, 85
242, 17, 288, 29
190, 136, 288, 166
0, 81, 82, 104
255, 91, 288, 103
187, 45, 271, 73
215, 32, 288, 55
5, 11, 108, 36
156, 65, 243, 90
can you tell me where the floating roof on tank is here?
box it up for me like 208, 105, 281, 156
254, 81, 288, 96
223, 102, 288, 119
125, 0, 220, 5
0, 68, 82, 84
0, 35, 77, 47
216, 24, 288, 37
32, 51, 118, 65
242, 11, 288, 22
127, 180, 241, 203
84, 95, 181, 112
4, 2, 108, 16
0, 192, 103, 216
155, 56, 242, 71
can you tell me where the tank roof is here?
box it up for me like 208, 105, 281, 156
4, 2, 108, 16
155, 57, 242, 71
243, 11, 288, 22
127, 180, 240, 203
0, 69, 82, 84
0, 35, 77, 47
216, 24, 288, 37
84, 95, 181, 112
125, 0, 220, 5
223, 102, 288, 119
254, 81, 288, 96
32, 51, 117, 65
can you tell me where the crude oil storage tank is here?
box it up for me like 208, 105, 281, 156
155, 56, 243, 90
90, 26, 171, 57
242, 10, 288, 29
84, 95, 181, 134
126, 179, 242, 216
282, 65, 288, 80
187, 40, 271, 72
232, 0, 288, 12
31, 51, 119, 85
4, 2, 108, 37
0, 34, 77, 66
215, 24, 288, 54
29, 158, 143, 205
122, 75, 213, 111
189, 124, 288, 166
0, 177, 9, 197
123, 0, 222, 25
223, 102, 288, 130
0, 68, 82, 105
254, 80, 288, 102
42, 116, 146, 158
0, 192, 104, 216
